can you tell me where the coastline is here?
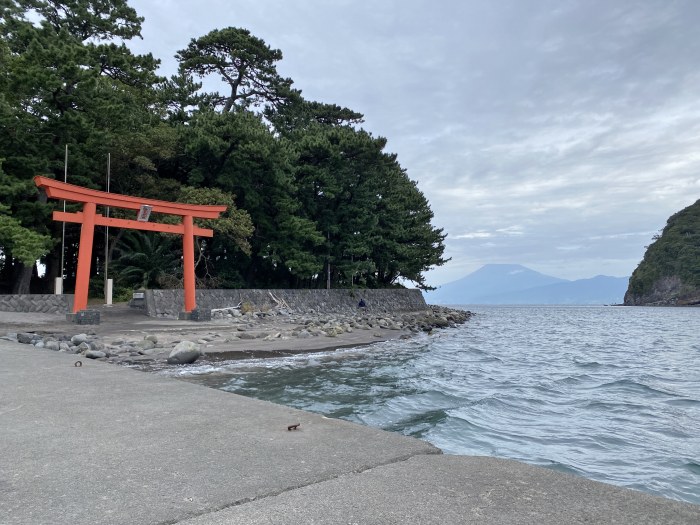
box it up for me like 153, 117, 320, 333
0, 302, 472, 368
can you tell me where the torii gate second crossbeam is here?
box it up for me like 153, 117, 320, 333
34, 176, 227, 315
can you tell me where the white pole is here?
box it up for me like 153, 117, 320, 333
59, 144, 67, 293
104, 153, 110, 303
326, 231, 331, 290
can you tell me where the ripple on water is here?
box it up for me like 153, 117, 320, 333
572, 359, 604, 369
357, 389, 466, 429
665, 398, 700, 407
594, 378, 679, 397
685, 461, 700, 475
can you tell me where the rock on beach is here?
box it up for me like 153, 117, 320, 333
167, 341, 201, 364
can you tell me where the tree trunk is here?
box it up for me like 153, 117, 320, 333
12, 262, 33, 294
44, 248, 61, 293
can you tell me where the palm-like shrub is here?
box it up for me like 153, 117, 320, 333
111, 231, 182, 290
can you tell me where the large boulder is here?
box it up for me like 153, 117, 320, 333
71, 333, 89, 345
89, 340, 105, 351
136, 339, 156, 351
17, 333, 36, 344
44, 340, 60, 351
167, 341, 201, 365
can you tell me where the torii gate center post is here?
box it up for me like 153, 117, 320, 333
34, 176, 227, 318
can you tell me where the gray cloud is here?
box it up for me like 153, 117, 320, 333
128, 0, 700, 284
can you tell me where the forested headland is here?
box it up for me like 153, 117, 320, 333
0, 0, 448, 298
624, 198, 700, 306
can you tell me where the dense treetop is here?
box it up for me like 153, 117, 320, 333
0, 0, 448, 296
625, 199, 700, 305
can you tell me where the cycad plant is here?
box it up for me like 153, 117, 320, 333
111, 231, 182, 290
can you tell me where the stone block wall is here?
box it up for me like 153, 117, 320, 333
0, 294, 74, 313
146, 289, 428, 318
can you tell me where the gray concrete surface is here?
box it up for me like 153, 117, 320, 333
0, 340, 436, 525
2, 339, 698, 524
180, 455, 700, 524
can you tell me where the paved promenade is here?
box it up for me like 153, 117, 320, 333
1, 338, 698, 524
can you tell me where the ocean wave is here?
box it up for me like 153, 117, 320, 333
553, 374, 593, 385
572, 353, 608, 367
664, 398, 700, 407
684, 461, 700, 475
579, 400, 648, 412
358, 389, 466, 429
595, 379, 677, 397
381, 408, 451, 435
534, 458, 586, 477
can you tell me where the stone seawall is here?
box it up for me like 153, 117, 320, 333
0, 294, 74, 313
146, 289, 427, 318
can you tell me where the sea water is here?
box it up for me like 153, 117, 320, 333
160, 305, 700, 505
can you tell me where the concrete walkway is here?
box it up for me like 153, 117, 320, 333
1, 340, 698, 524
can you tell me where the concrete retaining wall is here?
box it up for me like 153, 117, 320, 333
146, 289, 428, 318
0, 294, 74, 313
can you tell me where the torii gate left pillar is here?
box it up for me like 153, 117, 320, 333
35, 176, 227, 322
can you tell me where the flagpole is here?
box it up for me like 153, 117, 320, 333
59, 144, 67, 293
104, 152, 111, 305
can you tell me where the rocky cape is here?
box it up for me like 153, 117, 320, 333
1, 305, 472, 369
624, 198, 700, 306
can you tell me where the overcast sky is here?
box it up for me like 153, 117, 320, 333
127, 0, 700, 286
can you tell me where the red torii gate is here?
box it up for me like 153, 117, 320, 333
34, 176, 227, 315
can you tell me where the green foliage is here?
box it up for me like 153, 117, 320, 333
0, 210, 54, 265
110, 231, 181, 289
0, 163, 54, 265
23, 0, 144, 41
176, 26, 296, 113
291, 126, 447, 289
112, 285, 134, 303
0, 0, 164, 292
0, 2, 448, 293
267, 97, 364, 134
178, 185, 254, 255
627, 199, 700, 297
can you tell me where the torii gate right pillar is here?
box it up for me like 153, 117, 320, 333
74, 202, 97, 312
182, 215, 196, 313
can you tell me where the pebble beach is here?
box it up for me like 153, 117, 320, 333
1, 302, 472, 368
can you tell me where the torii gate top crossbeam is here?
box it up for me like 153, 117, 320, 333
34, 176, 227, 218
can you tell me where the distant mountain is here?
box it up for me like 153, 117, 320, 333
479, 275, 630, 305
424, 264, 566, 304
424, 264, 629, 305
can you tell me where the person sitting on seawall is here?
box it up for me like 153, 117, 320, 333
358, 298, 366, 308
